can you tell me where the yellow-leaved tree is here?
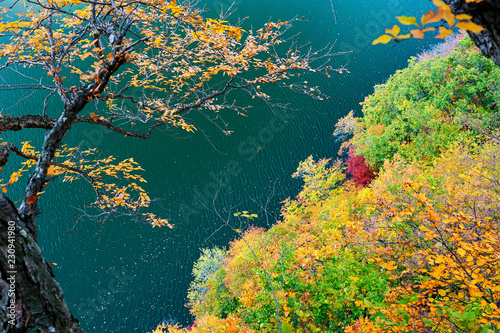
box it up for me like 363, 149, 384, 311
0, 0, 337, 331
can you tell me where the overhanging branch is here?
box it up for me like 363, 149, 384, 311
0, 142, 96, 184
0, 115, 57, 133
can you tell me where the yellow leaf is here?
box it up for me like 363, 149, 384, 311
431, 0, 451, 12
457, 248, 466, 257
438, 289, 446, 296
436, 26, 453, 39
47, 165, 64, 176
455, 21, 484, 33
80, 74, 95, 81
442, 10, 456, 26
397, 16, 419, 27
455, 14, 473, 20
372, 35, 393, 45
385, 25, 400, 37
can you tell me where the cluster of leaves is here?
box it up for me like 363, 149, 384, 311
338, 36, 500, 172
345, 146, 375, 186
0, 141, 172, 227
0, 0, 336, 228
373, 0, 484, 44
150, 33, 500, 333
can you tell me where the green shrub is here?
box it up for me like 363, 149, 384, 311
352, 37, 500, 171
187, 247, 238, 318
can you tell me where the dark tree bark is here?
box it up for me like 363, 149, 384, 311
0, 194, 85, 333
0, 116, 57, 134
445, 0, 500, 66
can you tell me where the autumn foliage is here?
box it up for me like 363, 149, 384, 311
151, 36, 500, 333
373, 0, 484, 44
0, 0, 334, 228
346, 146, 375, 186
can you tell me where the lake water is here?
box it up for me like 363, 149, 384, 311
3, 0, 438, 331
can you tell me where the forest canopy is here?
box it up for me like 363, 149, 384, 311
155, 35, 500, 333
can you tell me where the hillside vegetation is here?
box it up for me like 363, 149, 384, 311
153, 37, 500, 333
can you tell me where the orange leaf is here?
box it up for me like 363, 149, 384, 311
429, 210, 441, 221
411, 27, 435, 39
421, 9, 443, 26
90, 113, 98, 121
27, 195, 39, 205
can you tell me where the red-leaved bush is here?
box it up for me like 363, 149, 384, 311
346, 146, 375, 186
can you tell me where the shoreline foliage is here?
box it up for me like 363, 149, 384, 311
152, 36, 500, 333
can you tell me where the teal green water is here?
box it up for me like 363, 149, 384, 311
2, 0, 438, 331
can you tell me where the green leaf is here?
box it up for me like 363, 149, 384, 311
282, 322, 293, 333
463, 312, 476, 321
422, 318, 433, 326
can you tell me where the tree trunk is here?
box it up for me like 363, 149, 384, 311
445, 0, 500, 66
0, 194, 85, 333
